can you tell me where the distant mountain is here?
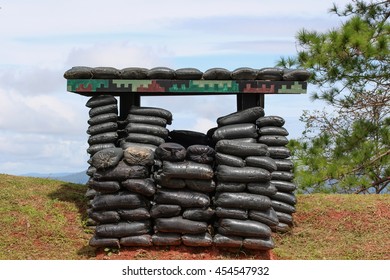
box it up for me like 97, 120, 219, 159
22, 171, 89, 184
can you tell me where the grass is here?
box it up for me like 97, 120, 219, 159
273, 194, 390, 259
0, 174, 94, 260
0, 174, 389, 260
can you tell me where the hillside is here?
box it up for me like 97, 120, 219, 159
0, 174, 389, 260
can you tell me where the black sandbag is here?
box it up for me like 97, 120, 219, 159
129, 105, 173, 125
216, 165, 271, 183
248, 208, 279, 227
213, 234, 243, 248
87, 122, 118, 135
231, 67, 257, 80
185, 179, 215, 193
247, 182, 278, 196
87, 143, 116, 155
256, 116, 285, 127
89, 235, 120, 248
150, 204, 182, 218
152, 233, 181, 246
271, 171, 294, 181
155, 174, 186, 189
120, 234, 152, 247
212, 123, 258, 141
89, 104, 118, 118
216, 182, 246, 192
175, 68, 203, 80
215, 140, 268, 157
274, 159, 294, 171
88, 113, 118, 126
87, 178, 121, 193
91, 192, 149, 211
271, 200, 296, 214
121, 141, 158, 152
155, 142, 186, 162
243, 237, 275, 250
86, 166, 97, 177
258, 135, 289, 146
271, 222, 291, 233
119, 67, 148, 79
214, 192, 271, 210
126, 114, 167, 127
85, 188, 98, 199
93, 160, 149, 181
86, 95, 117, 109
95, 220, 151, 238
182, 208, 215, 221
268, 146, 291, 159
245, 156, 277, 172
162, 161, 214, 180
271, 180, 297, 192
126, 123, 169, 139
276, 211, 294, 226
88, 210, 120, 224
215, 152, 245, 167
123, 146, 154, 166
215, 207, 248, 220
121, 178, 156, 197
64, 66, 93, 79
117, 208, 151, 221
125, 133, 165, 146
217, 218, 271, 238
202, 67, 231, 80
88, 132, 118, 145
256, 67, 284, 81
182, 233, 213, 247
154, 189, 210, 208
217, 107, 265, 127
154, 216, 207, 234
258, 126, 289, 136
91, 67, 121, 79
283, 69, 311, 81
271, 192, 297, 206
147, 67, 175, 79
186, 145, 215, 164
91, 147, 123, 170
207, 127, 218, 139
168, 130, 209, 147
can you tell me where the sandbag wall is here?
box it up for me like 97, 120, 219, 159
211, 108, 278, 250
84, 95, 119, 228
256, 116, 297, 232
152, 143, 215, 246
81, 99, 296, 249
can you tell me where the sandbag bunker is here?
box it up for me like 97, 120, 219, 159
64, 66, 309, 251
84, 96, 296, 250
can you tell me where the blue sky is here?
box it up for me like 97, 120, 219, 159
0, 0, 350, 175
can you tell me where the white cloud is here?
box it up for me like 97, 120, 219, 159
0, 0, 352, 175
65, 43, 173, 69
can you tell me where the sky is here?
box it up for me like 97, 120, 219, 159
0, 0, 351, 175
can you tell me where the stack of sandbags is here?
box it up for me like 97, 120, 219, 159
152, 142, 215, 247
86, 95, 119, 159
212, 107, 278, 250
84, 95, 119, 226
256, 116, 296, 232
87, 146, 155, 248
122, 105, 172, 151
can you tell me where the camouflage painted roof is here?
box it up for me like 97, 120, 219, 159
64, 67, 310, 96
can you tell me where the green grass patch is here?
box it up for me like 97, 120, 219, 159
0, 174, 389, 260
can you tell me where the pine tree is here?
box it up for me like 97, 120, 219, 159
278, 0, 390, 193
